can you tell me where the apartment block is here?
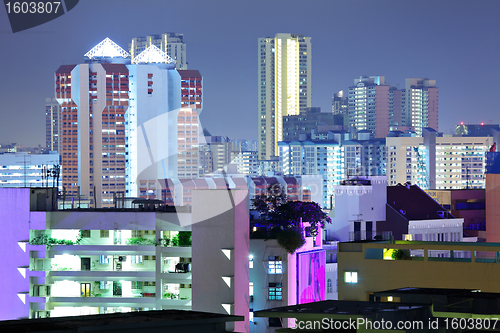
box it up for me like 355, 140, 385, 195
258, 34, 311, 160
387, 130, 492, 189
45, 98, 61, 152
0, 187, 249, 331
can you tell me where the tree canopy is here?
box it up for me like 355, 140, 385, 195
251, 183, 332, 252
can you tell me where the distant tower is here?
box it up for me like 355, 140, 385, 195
258, 33, 312, 160
177, 70, 203, 179
45, 97, 61, 152
130, 33, 187, 70
348, 76, 390, 138
401, 78, 439, 136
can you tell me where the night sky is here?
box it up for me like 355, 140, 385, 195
0, 0, 499, 146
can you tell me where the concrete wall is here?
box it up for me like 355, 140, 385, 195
191, 189, 249, 333
338, 241, 500, 301
326, 177, 387, 241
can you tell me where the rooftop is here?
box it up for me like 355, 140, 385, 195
0, 309, 243, 332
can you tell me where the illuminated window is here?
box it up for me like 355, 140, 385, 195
131, 255, 143, 264
344, 271, 358, 284
99, 255, 109, 264
268, 283, 282, 300
249, 282, 253, 296
268, 256, 282, 274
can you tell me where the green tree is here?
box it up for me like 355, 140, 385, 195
251, 184, 331, 253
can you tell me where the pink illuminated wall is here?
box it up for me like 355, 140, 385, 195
297, 250, 326, 303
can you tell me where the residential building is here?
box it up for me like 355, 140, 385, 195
126, 44, 181, 199
198, 136, 232, 176
342, 132, 386, 177
456, 123, 500, 137
401, 78, 439, 136
424, 189, 486, 240
332, 90, 348, 116
45, 98, 61, 153
282, 107, 345, 141
130, 33, 187, 70
383, 183, 463, 241
486, 152, 500, 242
0, 186, 249, 332
348, 76, 390, 139
231, 139, 257, 153
177, 70, 203, 179
55, 38, 131, 207
0, 152, 60, 188
258, 33, 312, 160
278, 140, 342, 208
230, 151, 259, 176
386, 129, 492, 189
56, 38, 185, 207
249, 222, 325, 331
247, 175, 323, 205
325, 176, 388, 242
337, 240, 500, 301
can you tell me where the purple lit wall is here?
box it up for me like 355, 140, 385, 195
297, 250, 326, 304
0, 188, 31, 320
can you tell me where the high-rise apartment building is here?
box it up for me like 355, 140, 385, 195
177, 70, 202, 179
279, 140, 342, 208
130, 33, 187, 70
45, 98, 61, 152
56, 38, 185, 207
258, 33, 311, 160
348, 76, 390, 139
387, 130, 491, 189
401, 78, 439, 136
345, 77, 438, 137
55, 40, 130, 206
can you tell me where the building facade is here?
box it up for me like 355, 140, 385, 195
130, 33, 187, 70
401, 78, 438, 136
56, 38, 195, 207
0, 152, 60, 188
337, 241, 500, 301
258, 33, 311, 160
279, 140, 342, 208
45, 98, 61, 152
0, 187, 249, 332
348, 76, 390, 139
387, 131, 491, 189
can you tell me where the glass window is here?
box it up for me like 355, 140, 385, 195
99, 255, 109, 264
268, 259, 282, 274
268, 283, 282, 300
345, 271, 358, 284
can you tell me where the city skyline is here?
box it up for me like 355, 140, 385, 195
0, 0, 499, 146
